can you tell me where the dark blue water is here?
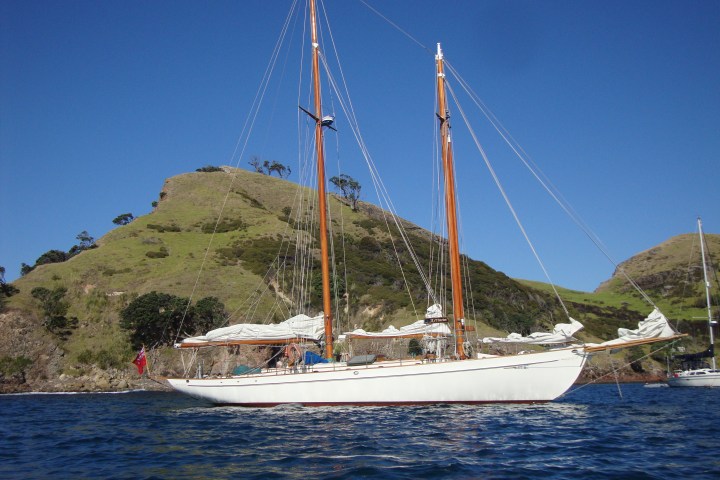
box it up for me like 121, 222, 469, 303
1, 384, 718, 479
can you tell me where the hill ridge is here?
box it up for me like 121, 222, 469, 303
1, 168, 716, 392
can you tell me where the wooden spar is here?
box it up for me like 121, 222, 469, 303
176, 338, 311, 349
309, 0, 334, 359
584, 334, 686, 353
435, 43, 466, 359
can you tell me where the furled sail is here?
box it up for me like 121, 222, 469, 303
344, 304, 452, 339
588, 308, 676, 347
344, 320, 452, 339
176, 314, 325, 347
481, 318, 584, 345
584, 308, 680, 352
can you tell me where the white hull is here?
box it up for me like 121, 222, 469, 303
167, 347, 588, 406
667, 369, 720, 387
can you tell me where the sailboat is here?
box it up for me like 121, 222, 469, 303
166, 0, 683, 406
667, 218, 720, 387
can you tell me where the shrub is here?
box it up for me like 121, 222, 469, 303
112, 213, 135, 225
31, 286, 78, 339
146, 247, 169, 259
201, 217, 248, 234
77, 348, 129, 370
0, 356, 33, 377
147, 224, 181, 233
196, 165, 223, 172
120, 291, 225, 349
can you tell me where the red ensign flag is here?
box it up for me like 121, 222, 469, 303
132, 347, 147, 374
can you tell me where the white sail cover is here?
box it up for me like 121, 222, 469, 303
178, 314, 325, 345
481, 318, 584, 345
587, 308, 677, 347
425, 303, 444, 319
345, 319, 452, 339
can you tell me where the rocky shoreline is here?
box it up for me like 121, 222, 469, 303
1, 305, 670, 395
1, 368, 668, 396
0, 368, 171, 395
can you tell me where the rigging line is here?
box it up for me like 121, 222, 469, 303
428, 82, 444, 308
326, 98, 352, 331
357, 0, 433, 55
295, 125, 316, 311
291, 115, 314, 310
452, 172, 479, 324
318, 0, 338, 119
318, 53, 435, 313
462, 253, 480, 333
320, 2, 360, 327
288, 1, 319, 314
699, 224, 719, 325
678, 233, 699, 326
171, 0, 299, 344
456, 213, 477, 325
324, 123, 421, 320
318, 18, 438, 310
325, 189, 340, 316
445, 80, 571, 318
560, 339, 682, 399
345, 1, 449, 311
279, 159, 314, 316
444, 61, 659, 311
221, 199, 297, 325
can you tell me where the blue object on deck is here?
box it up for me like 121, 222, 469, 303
303, 351, 329, 365
232, 365, 262, 375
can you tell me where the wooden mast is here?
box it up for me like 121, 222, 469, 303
309, 0, 334, 359
435, 43, 466, 359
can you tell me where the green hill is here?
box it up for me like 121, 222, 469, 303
596, 232, 720, 324
1, 168, 716, 391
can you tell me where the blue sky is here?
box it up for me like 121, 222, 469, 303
2, 0, 719, 293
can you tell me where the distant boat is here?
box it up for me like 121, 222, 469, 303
667, 218, 720, 388
165, 0, 684, 406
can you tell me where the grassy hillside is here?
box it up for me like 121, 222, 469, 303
521, 228, 719, 346
1, 168, 556, 377
2, 167, 715, 390
595, 232, 720, 325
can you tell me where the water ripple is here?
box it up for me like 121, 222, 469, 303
1, 385, 719, 479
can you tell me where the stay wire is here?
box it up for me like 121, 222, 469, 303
170, 0, 300, 346
444, 79, 571, 319
444, 60, 660, 313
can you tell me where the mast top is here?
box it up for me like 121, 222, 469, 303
436, 44, 446, 80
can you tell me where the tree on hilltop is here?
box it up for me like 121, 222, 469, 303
248, 156, 264, 173
68, 231, 96, 257
196, 165, 223, 173
0, 266, 19, 311
330, 174, 362, 211
20, 263, 33, 277
113, 213, 134, 226
248, 156, 291, 178
35, 250, 68, 266
266, 160, 291, 178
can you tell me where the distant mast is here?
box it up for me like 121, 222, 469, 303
698, 217, 717, 370
309, 0, 334, 359
435, 43, 466, 359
